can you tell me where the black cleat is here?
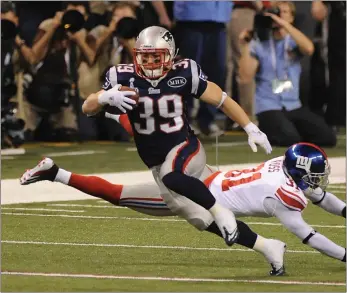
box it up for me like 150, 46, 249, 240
269, 264, 286, 276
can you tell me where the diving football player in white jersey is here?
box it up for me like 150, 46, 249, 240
21, 143, 346, 274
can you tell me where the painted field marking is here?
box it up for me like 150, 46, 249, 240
2, 240, 318, 254
2, 212, 345, 229
43, 150, 107, 157
2, 271, 345, 286
329, 186, 346, 190
1, 208, 84, 213
48, 204, 117, 209
211, 142, 248, 147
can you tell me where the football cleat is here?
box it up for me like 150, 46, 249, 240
263, 239, 287, 276
270, 263, 285, 276
20, 158, 59, 185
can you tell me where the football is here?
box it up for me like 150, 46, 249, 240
104, 86, 139, 115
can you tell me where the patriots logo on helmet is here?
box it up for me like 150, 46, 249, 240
162, 31, 173, 43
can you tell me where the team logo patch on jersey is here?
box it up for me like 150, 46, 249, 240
162, 31, 173, 43
102, 77, 111, 90
129, 78, 135, 89
199, 70, 208, 81
296, 156, 313, 172
167, 76, 187, 88
148, 87, 160, 94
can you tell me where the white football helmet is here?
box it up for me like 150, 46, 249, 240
133, 26, 177, 80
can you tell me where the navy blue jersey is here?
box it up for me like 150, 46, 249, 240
102, 59, 208, 168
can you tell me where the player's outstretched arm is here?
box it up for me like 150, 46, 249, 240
268, 198, 346, 262
200, 81, 272, 154
305, 188, 346, 218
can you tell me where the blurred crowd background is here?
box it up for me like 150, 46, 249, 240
1, 1, 345, 150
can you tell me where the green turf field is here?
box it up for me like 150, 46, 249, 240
1, 133, 346, 291
1, 184, 346, 291
2, 132, 346, 179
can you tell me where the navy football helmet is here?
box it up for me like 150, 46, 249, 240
283, 142, 331, 191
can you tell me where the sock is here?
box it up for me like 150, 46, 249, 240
253, 235, 268, 254
205, 221, 223, 238
67, 173, 123, 205
205, 220, 258, 249
119, 114, 133, 136
235, 220, 258, 248
54, 168, 71, 184
162, 172, 216, 210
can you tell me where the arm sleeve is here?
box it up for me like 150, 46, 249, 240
265, 197, 346, 261
305, 188, 346, 217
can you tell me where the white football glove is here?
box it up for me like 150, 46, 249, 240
244, 122, 272, 154
98, 84, 137, 113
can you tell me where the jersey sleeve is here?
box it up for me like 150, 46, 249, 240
102, 66, 118, 91
187, 59, 208, 98
275, 182, 308, 212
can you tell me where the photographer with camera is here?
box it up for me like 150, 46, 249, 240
239, 1, 336, 147
23, 1, 96, 142
1, 1, 38, 148
92, 2, 140, 67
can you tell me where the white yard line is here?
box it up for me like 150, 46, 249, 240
211, 142, 248, 147
43, 150, 107, 157
1, 148, 26, 155
2, 212, 345, 228
329, 185, 346, 189
2, 271, 344, 286
1, 240, 318, 254
3, 157, 345, 205
2, 156, 15, 160
1, 208, 84, 213
48, 204, 117, 209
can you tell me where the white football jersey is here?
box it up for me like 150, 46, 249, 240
205, 156, 308, 217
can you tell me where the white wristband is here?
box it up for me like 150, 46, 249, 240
216, 92, 227, 109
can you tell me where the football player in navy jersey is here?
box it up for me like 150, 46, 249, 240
82, 26, 272, 246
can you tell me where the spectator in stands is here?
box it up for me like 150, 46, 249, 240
173, 1, 233, 137
23, 1, 96, 142
311, 1, 346, 129
239, 1, 336, 147
226, 1, 271, 131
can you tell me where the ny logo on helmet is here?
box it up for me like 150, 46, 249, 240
162, 31, 173, 43
296, 156, 313, 172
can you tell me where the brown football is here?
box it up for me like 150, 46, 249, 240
104, 86, 139, 115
